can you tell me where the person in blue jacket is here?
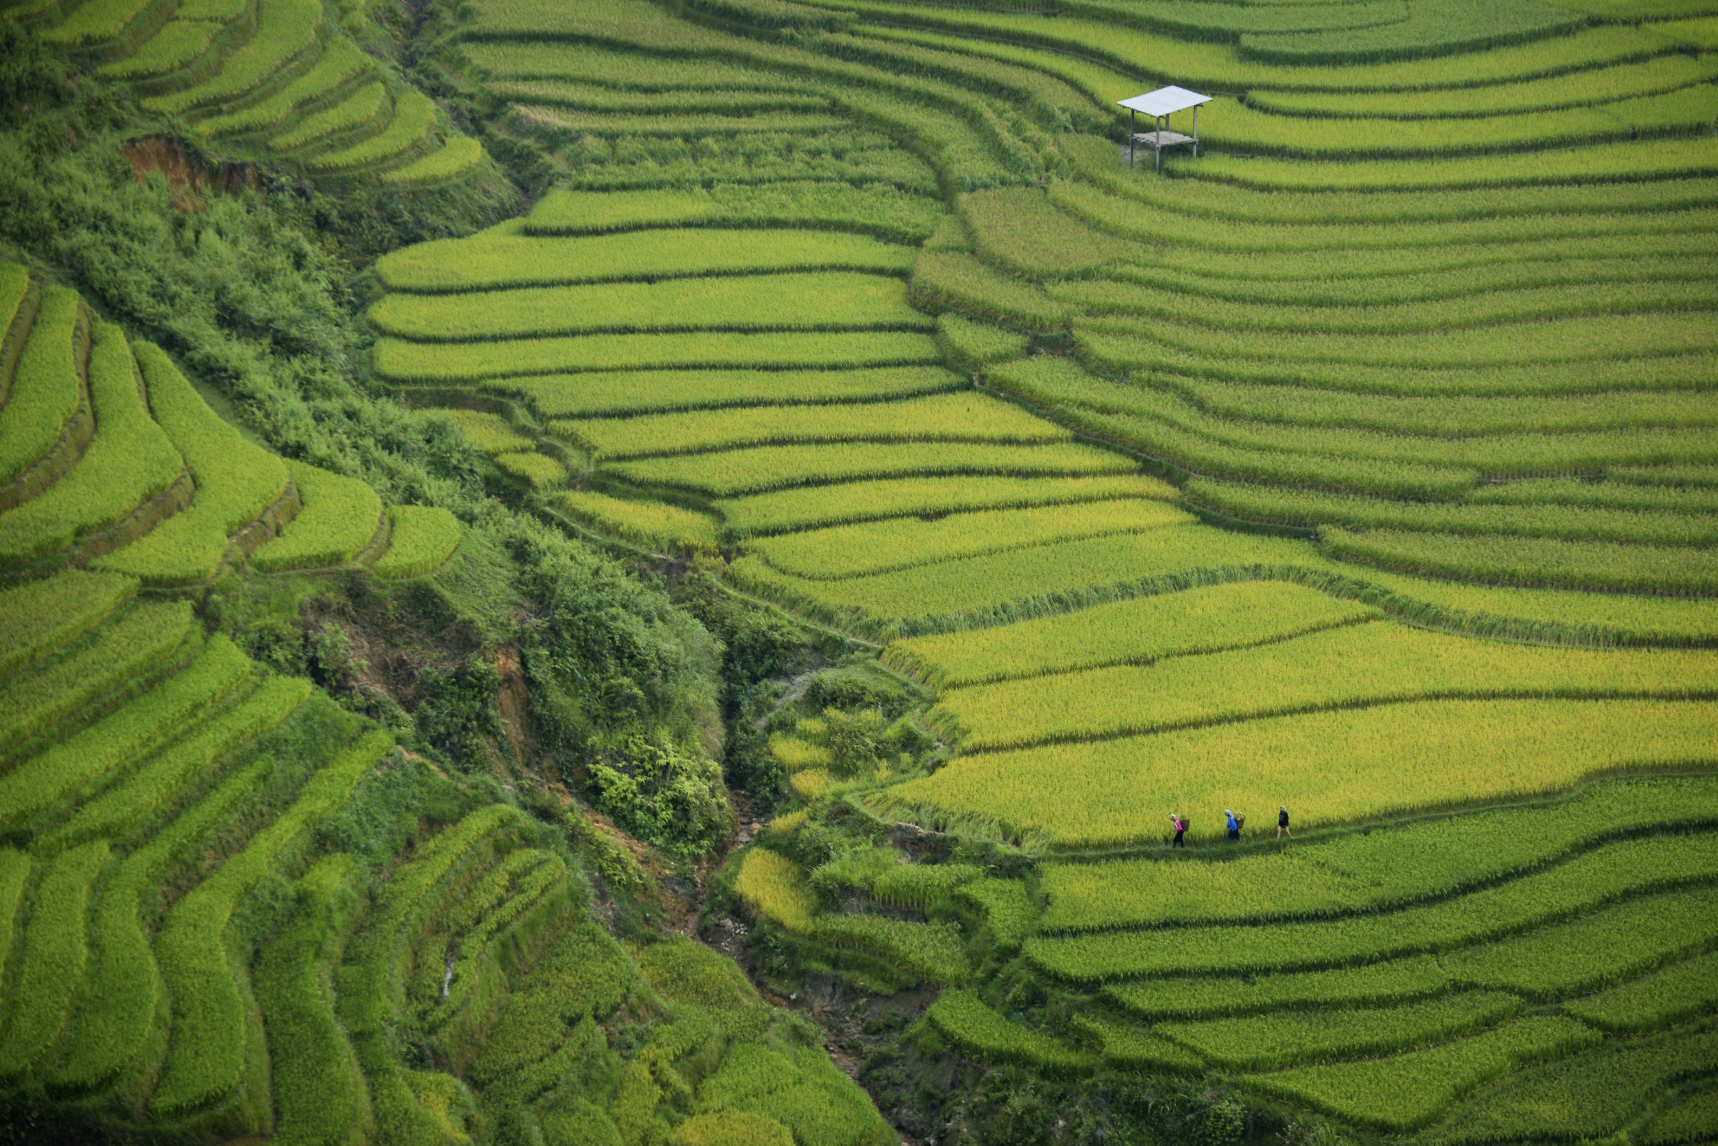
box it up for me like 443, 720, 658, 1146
1225, 808, 1241, 842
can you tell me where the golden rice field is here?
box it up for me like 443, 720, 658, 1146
14, 0, 1718, 1133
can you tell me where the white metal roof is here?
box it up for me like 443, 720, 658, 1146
1117, 86, 1211, 117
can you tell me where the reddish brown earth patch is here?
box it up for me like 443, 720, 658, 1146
122, 135, 258, 211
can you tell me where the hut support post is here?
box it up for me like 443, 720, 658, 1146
1193, 105, 1198, 158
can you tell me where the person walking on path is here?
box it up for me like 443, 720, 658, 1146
1278, 805, 1291, 840
1169, 813, 1187, 848
1225, 808, 1241, 842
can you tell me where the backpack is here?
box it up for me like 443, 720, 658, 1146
1235, 814, 1246, 830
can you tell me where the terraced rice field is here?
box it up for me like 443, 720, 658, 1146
0, 264, 451, 587
18, 0, 484, 183
5, 0, 1718, 1132
0, 264, 891, 1145
340, 0, 1718, 1133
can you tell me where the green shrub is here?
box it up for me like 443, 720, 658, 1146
926, 990, 1094, 1075
0, 599, 194, 748
0, 568, 135, 676
371, 505, 459, 578
151, 731, 393, 1116
584, 734, 734, 856
53, 673, 309, 846
0, 841, 108, 1081
251, 459, 383, 571
0, 324, 183, 561
0, 633, 251, 829
0, 286, 80, 485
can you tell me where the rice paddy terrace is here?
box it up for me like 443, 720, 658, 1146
2, 0, 1718, 1137
0, 251, 897, 1143
355, 0, 1718, 1137
12, 0, 484, 183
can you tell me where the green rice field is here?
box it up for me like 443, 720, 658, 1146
5, 0, 1718, 1136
